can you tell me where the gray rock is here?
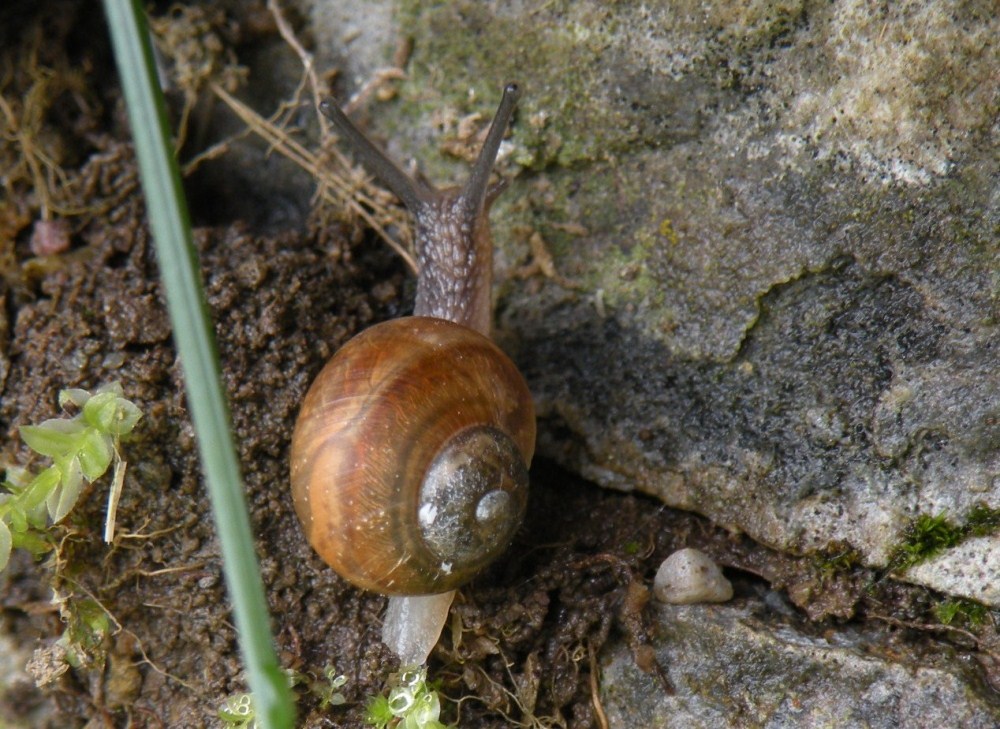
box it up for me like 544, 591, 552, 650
906, 537, 1000, 606
500, 0, 1000, 606
304, 0, 999, 606
308, 0, 398, 89
601, 599, 1000, 728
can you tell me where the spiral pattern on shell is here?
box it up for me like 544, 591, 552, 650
290, 316, 535, 595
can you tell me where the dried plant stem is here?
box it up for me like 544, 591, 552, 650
207, 82, 418, 272
266, 0, 327, 136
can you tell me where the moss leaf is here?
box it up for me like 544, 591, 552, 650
21, 465, 63, 513
0, 520, 11, 572
19, 421, 85, 459
48, 458, 83, 523
78, 430, 114, 482
58, 388, 93, 409
109, 398, 143, 436
82, 391, 142, 437
82, 391, 124, 432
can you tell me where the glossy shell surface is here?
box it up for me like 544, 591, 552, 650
290, 316, 535, 594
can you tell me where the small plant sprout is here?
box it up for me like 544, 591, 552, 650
316, 665, 349, 709
220, 667, 346, 725
218, 693, 256, 728
0, 382, 142, 571
365, 666, 447, 729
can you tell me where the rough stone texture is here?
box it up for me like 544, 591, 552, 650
907, 537, 1000, 606
601, 599, 1000, 728
307, 0, 1000, 606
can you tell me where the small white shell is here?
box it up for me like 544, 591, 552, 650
653, 548, 733, 604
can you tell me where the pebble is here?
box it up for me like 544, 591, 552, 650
653, 548, 733, 604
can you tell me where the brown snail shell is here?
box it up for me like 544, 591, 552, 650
290, 316, 535, 595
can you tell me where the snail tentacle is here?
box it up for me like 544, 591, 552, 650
461, 83, 520, 222
320, 86, 521, 335
319, 99, 434, 210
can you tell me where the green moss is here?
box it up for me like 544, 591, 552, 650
964, 504, 1000, 538
815, 543, 863, 575
365, 667, 446, 729
60, 597, 112, 668
933, 598, 989, 627
887, 502, 1000, 574
489, 159, 668, 316
887, 513, 964, 573
0, 382, 143, 572
594, 231, 665, 311
390, 0, 810, 170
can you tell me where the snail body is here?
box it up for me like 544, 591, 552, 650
291, 84, 532, 606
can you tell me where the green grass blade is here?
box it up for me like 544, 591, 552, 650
100, 1, 295, 726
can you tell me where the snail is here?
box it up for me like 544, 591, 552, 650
290, 84, 533, 664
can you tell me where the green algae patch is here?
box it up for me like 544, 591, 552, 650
394, 1, 636, 170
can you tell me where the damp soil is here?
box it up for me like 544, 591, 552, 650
2, 3, 998, 728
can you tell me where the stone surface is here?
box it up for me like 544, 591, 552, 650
906, 537, 1000, 606
306, 0, 1000, 606
601, 598, 1000, 728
